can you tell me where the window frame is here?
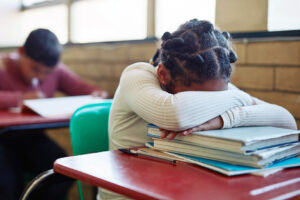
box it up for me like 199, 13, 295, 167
21, 0, 66, 10
11, 0, 300, 47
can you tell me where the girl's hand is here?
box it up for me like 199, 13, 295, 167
160, 116, 223, 140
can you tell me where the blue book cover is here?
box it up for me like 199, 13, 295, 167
172, 153, 300, 176
145, 142, 300, 176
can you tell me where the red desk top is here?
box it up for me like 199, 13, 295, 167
54, 150, 300, 200
0, 110, 69, 128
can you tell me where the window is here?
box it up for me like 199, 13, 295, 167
71, 0, 147, 43
155, 0, 216, 38
1, 0, 299, 47
22, 0, 62, 7
268, 0, 300, 31
0, 1, 67, 46
21, 5, 68, 44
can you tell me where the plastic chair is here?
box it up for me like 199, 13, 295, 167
69, 100, 113, 200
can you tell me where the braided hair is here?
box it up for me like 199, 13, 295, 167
159, 19, 237, 86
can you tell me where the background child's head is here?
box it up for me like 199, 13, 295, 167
24, 29, 62, 67
157, 19, 237, 93
18, 29, 62, 84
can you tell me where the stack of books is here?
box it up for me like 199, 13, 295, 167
146, 124, 300, 176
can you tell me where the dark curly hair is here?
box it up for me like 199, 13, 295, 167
158, 19, 237, 87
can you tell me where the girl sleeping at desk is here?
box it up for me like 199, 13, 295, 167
103, 19, 297, 200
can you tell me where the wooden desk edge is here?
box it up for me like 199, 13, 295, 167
53, 159, 159, 200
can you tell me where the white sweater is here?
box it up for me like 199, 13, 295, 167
109, 62, 297, 150
100, 62, 297, 200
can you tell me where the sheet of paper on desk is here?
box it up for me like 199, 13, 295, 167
23, 95, 104, 117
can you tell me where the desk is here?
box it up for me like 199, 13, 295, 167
54, 150, 300, 200
0, 110, 69, 135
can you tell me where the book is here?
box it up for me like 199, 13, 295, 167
23, 95, 107, 117
151, 138, 300, 168
147, 124, 300, 154
143, 144, 300, 176
167, 151, 300, 176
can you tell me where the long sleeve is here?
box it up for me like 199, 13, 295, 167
120, 63, 254, 131
0, 57, 23, 109
57, 64, 102, 96
221, 85, 297, 130
0, 91, 22, 109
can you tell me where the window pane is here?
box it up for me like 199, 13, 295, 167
23, 0, 58, 7
21, 5, 68, 44
156, 0, 216, 38
71, 0, 147, 43
0, 5, 67, 46
268, 0, 300, 31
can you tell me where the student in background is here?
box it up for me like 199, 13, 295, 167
101, 19, 296, 200
0, 29, 108, 200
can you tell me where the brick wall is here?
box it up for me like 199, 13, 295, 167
61, 42, 157, 96
231, 40, 300, 128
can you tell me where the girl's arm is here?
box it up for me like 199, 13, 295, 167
221, 84, 297, 130
0, 91, 22, 109
120, 63, 254, 131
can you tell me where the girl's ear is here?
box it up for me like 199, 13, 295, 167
157, 63, 171, 86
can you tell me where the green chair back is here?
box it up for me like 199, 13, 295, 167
69, 100, 112, 199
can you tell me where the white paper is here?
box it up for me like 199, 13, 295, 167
23, 95, 105, 117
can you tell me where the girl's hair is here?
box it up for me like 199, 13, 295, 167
159, 19, 237, 86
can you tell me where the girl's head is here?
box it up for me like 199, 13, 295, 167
156, 19, 237, 94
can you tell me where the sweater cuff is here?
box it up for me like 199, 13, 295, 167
221, 112, 232, 129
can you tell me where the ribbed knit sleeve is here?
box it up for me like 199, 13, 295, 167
119, 63, 254, 131
221, 86, 297, 130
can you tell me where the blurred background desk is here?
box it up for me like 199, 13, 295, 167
0, 110, 69, 135
54, 150, 300, 200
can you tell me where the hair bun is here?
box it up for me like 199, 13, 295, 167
162, 32, 172, 41
222, 31, 230, 39
229, 50, 237, 63
202, 21, 214, 33
191, 54, 204, 64
163, 38, 184, 50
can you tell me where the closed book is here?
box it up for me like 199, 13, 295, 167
147, 124, 300, 154
151, 138, 300, 168
167, 151, 300, 176
144, 143, 300, 176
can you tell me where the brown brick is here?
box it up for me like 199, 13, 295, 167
231, 66, 274, 90
126, 43, 157, 62
296, 120, 300, 129
232, 42, 246, 64
111, 62, 132, 78
67, 63, 113, 79
62, 42, 157, 63
275, 67, 300, 92
247, 41, 300, 65
246, 90, 300, 119
62, 46, 102, 62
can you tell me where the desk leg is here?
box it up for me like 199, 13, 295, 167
19, 169, 74, 200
